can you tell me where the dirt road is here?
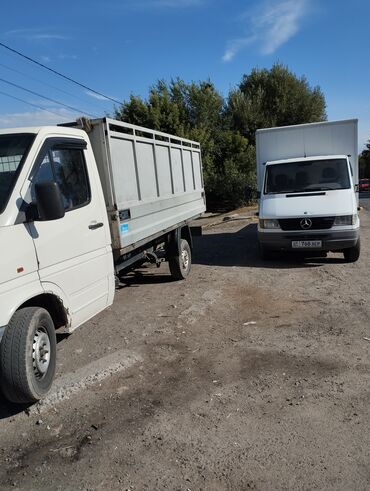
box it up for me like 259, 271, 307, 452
0, 203, 369, 490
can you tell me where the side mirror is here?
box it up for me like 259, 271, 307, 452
35, 181, 65, 221
256, 190, 261, 199
355, 184, 359, 192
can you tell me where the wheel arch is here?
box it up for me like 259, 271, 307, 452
180, 225, 193, 251
0, 279, 71, 334
167, 225, 193, 258
19, 293, 69, 330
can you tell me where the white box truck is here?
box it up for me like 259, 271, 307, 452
0, 117, 205, 403
256, 119, 360, 261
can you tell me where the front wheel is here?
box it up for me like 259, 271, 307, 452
343, 240, 360, 263
168, 238, 192, 280
0, 307, 56, 403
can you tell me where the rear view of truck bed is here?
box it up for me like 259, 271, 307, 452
87, 118, 206, 253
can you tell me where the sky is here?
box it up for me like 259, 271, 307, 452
0, 0, 369, 149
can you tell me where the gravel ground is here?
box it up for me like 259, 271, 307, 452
0, 200, 369, 490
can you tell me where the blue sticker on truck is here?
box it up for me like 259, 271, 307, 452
120, 223, 129, 236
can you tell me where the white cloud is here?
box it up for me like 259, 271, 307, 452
6, 28, 69, 41
0, 108, 79, 129
30, 34, 68, 40
85, 90, 110, 101
223, 0, 309, 62
222, 36, 256, 62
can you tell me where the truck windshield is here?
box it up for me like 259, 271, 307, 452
264, 158, 351, 195
0, 133, 35, 214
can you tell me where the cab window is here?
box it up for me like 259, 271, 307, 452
32, 146, 90, 211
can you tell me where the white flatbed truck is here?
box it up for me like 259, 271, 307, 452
0, 117, 206, 403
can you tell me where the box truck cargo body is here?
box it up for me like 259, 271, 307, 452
256, 119, 360, 260
0, 118, 205, 403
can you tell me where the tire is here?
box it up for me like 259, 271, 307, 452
168, 238, 191, 280
0, 307, 56, 404
343, 240, 360, 263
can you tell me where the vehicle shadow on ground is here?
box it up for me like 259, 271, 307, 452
119, 268, 176, 288
0, 393, 31, 420
193, 222, 347, 269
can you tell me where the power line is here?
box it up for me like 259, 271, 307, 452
0, 89, 69, 119
0, 76, 98, 118
0, 41, 124, 106
0, 61, 108, 112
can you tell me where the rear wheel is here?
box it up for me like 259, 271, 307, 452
0, 307, 56, 403
169, 238, 192, 280
343, 240, 360, 263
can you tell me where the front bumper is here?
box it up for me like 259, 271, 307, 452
258, 229, 359, 252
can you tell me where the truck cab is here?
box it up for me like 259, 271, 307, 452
0, 126, 115, 403
258, 154, 360, 260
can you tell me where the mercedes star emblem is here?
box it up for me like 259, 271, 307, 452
300, 218, 312, 230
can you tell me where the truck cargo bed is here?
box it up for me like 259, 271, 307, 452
86, 118, 206, 253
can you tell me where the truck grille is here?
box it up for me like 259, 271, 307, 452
278, 217, 335, 231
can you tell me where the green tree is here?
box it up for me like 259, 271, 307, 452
228, 63, 327, 143
206, 129, 256, 208
115, 95, 151, 128
116, 79, 223, 135
359, 141, 370, 178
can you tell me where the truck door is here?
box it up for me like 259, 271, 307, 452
29, 138, 110, 328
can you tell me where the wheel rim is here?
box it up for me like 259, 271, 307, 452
181, 249, 189, 270
32, 327, 51, 378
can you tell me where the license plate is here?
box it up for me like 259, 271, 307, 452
292, 240, 322, 248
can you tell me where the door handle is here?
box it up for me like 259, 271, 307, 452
89, 222, 104, 230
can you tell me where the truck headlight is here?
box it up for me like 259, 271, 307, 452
334, 215, 356, 226
259, 219, 280, 229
